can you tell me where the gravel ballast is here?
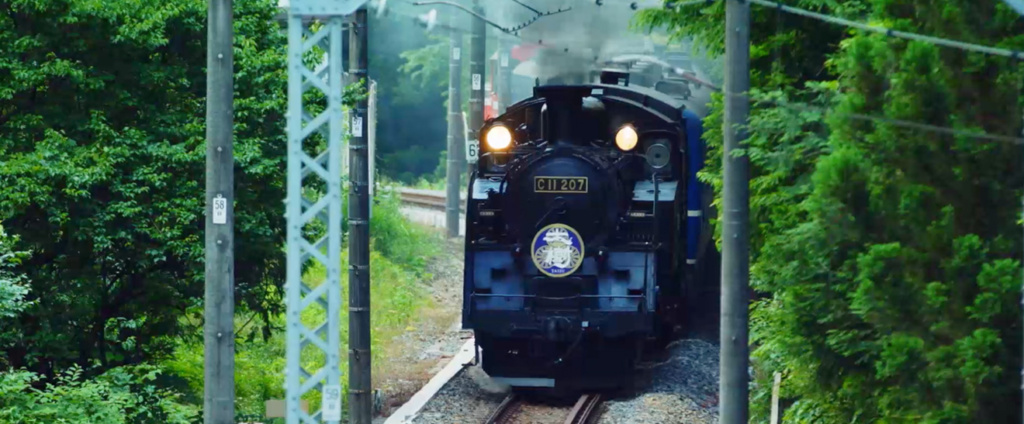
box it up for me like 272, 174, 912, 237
598, 339, 720, 423
410, 363, 509, 424
405, 338, 721, 423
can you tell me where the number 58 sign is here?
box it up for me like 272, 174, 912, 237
463, 112, 479, 164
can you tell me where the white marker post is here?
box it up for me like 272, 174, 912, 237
352, 115, 363, 138
463, 112, 477, 164
323, 384, 342, 421
212, 194, 228, 225
770, 372, 782, 424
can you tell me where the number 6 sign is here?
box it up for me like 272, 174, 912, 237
463, 112, 478, 164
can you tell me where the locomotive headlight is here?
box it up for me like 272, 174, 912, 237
484, 125, 513, 150
615, 125, 638, 151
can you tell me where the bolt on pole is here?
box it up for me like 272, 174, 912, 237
348, 6, 372, 424
468, 0, 485, 179
721, 0, 751, 423
446, 11, 463, 238
203, 0, 235, 423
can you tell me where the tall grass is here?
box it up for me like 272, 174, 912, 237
368, 187, 441, 275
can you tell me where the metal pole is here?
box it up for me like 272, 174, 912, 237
721, 0, 751, 423
348, 6, 372, 424
203, 0, 234, 423
468, 0, 485, 177
446, 12, 464, 237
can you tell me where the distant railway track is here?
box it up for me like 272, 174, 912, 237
483, 393, 602, 424
396, 187, 466, 212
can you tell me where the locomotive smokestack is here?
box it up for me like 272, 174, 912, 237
536, 86, 591, 146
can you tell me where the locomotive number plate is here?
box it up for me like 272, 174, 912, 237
534, 176, 588, 193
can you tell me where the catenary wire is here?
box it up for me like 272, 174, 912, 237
388, 0, 1023, 144
666, 0, 1024, 59
711, 90, 1024, 144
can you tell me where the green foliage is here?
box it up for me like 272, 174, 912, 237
162, 184, 441, 418
0, 0, 287, 374
344, 77, 371, 109
0, 365, 198, 424
0, 225, 31, 321
638, 1, 1024, 422
398, 34, 451, 97
371, 15, 450, 183
398, 33, 472, 112
406, 148, 451, 191
369, 185, 442, 275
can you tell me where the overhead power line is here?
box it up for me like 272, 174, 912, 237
409, 0, 571, 35
670, 0, 1024, 59
714, 90, 1024, 144
665, 0, 718, 9
779, 100, 1024, 145
662, 0, 1024, 141
747, 0, 1024, 59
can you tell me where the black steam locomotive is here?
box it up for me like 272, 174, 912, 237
462, 70, 718, 392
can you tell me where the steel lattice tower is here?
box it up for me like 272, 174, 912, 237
283, 1, 367, 422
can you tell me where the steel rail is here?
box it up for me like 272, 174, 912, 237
482, 393, 601, 424
564, 394, 602, 424
483, 393, 521, 424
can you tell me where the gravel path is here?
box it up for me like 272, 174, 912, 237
373, 236, 473, 423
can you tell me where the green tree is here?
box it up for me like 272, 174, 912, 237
637, 1, 1024, 422
370, 15, 450, 183
0, 0, 287, 375
0, 225, 30, 321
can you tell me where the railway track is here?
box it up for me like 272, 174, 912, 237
483, 393, 603, 424
396, 187, 465, 212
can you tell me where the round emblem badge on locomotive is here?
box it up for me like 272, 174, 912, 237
531, 224, 585, 277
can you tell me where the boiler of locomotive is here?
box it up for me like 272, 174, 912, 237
485, 86, 630, 258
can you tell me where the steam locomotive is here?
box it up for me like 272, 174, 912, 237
461, 69, 719, 392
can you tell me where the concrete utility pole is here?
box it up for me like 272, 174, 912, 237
468, 0, 485, 177
348, 6, 372, 424
497, 41, 512, 114
446, 12, 464, 237
721, 0, 751, 423
203, 0, 235, 423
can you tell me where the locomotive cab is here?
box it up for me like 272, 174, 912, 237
462, 79, 713, 392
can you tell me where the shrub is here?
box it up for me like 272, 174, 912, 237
0, 365, 198, 424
